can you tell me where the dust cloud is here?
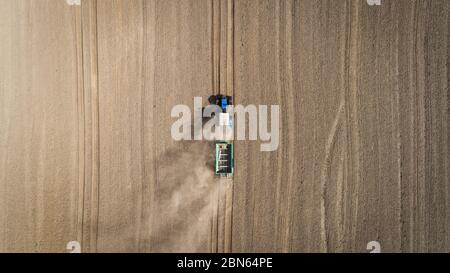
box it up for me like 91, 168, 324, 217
150, 141, 221, 252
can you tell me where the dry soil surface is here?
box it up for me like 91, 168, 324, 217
0, 0, 449, 252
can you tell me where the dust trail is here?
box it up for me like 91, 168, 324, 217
150, 141, 222, 252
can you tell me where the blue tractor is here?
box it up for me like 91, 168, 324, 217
208, 95, 234, 177
208, 95, 233, 113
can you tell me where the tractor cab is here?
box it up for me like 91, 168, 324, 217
209, 95, 233, 113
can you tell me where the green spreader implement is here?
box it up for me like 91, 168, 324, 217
215, 141, 233, 177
